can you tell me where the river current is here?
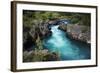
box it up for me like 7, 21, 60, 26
43, 25, 90, 60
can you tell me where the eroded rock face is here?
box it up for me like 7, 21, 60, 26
58, 24, 67, 31
29, 23, 52, 40
67, 24, 90, 43
43, 52, 60, 61
23, 49, 60, 62
58, 23, 91, 44
23, 22, 52, 51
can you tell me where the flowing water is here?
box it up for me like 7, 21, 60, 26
43, 25, 90, 60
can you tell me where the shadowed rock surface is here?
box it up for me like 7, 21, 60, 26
23, 50, 60, 62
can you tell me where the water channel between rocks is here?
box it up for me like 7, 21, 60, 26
43, 25, 91, 60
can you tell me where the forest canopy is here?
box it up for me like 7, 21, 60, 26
23, 10, 91, 28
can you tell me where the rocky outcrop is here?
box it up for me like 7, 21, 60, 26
23, 49, 60, 62
43, 52, 60, 61
23, 21, 52, 51
67, 24, 91, 44
58, 24, 67, 31
29, 23, 52, 40
58, 23, 91, 44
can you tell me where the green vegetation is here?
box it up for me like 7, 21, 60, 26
23, 35, 60, 62
69, 13, 90, 26
23, 11, 60, 28
23, 10, 90, 27
33, 35, 44, 61
23, 10, 91, 62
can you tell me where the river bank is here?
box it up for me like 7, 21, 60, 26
58, 23, 91, 44
43, 25, 91, 60
23, 19, 91, 61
